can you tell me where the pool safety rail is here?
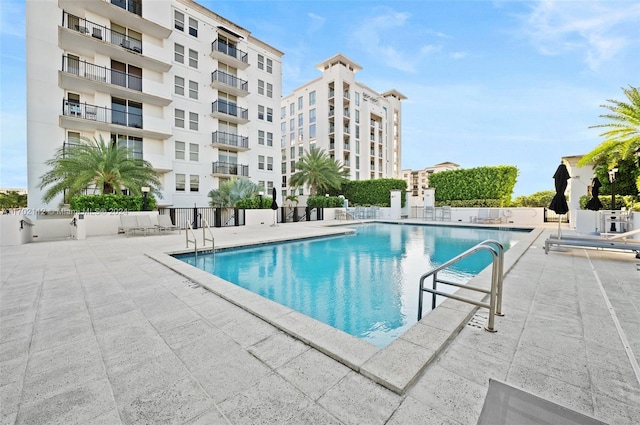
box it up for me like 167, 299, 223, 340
418, 240, 504, 332
185, 219, 215, 257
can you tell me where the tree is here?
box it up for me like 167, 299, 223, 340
38, 135, 162, 204
578, 85, 640, 192
289, 146, 348, 196
0, 191, 27, 209
208, 178, 259, 207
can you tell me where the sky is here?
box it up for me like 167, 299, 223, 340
1, 0, 639, 197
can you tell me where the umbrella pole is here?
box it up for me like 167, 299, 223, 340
557, 214, 562, 238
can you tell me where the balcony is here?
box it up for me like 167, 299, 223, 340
59, 56, 171, 106
212, 161, 249, 177
211, 100, 249, 124
59, 0, 171, 39
60, 99, 171, 139
210, 70, 248, 97
211, 131, 249, 152
210, 40, 249, 70
59, 12, 171, 73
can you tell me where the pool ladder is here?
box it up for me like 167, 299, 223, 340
185, 219, 215, 257
418, 240, 504, 332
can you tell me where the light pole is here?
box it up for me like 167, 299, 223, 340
608, 168, 618, 231
141, 186, 150, 211
258, 191, 264, 208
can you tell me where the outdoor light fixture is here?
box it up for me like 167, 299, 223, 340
141, 186, 150, 211
258, 190, 264, 207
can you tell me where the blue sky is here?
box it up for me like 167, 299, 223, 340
1, 0, 639, 197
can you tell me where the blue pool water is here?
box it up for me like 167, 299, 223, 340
174, 223, 525, 347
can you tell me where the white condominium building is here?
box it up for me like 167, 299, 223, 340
26, 0, 283, 209
280, 54, 406, 197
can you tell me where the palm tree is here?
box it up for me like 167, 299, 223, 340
38, 135, 162, 204
289, 146, 348, 196
208, 178, 259, 207
578, 85, 640, 190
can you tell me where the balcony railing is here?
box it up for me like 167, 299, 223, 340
63, 11, 142, 54
212, 100, 248, 120
212, 131, 249, 149
211, 40, 248, 64
110, 0, 142, 16
211, 70, 248, 91
62, 55, 142, 91
212, 161, 249, 177
62, 99, 142, 128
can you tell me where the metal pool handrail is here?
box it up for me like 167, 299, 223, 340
185, 221, 198, 256
201, 218, 215, 250
418, 239, 504, 332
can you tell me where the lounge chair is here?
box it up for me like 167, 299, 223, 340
119, 215, 142, 236
476, 208, 502, 224
477, 378, 607, 425
157, 214, 180, 234
424, 206, 435, 221
544, 233, 640, 257
135, 215, 158, 236
549, 227, 640, 242
440, 205, 452, 221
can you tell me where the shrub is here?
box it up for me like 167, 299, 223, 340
329, 179, 407, 207
70, 194, 155, 211
307, 196, 344, 208
428, 166, 518, 206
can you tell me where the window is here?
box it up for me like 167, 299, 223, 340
258, 155, 265, 170
175, 109, 184, 128
257, 54, 264, 70
189, 80, 198, 99
297, 128, 303, 140
67, 131, 81, 146
298, 145, 303, 156
266, 107, 273, 122
281, 122, 286, 134
309, 124, 316, 138
111, 134, 142, 159
111, 97, 142, 128
297, 96, 303, 110
174, 11, 184, 31
289, 103, 294, 115
267, 132, 273, 146
267, 157, 273, 171
175, 141, 185, 159
290, 147, 295, 158
290, 160, 295, 171
298, 113, 303, 127
355, 109, 360, 123
189, 143, 198, 161
309, 91, 316, 106
258, 130, 265, 145
258, 80, 264, 95
355, 92, 360, 106
309, 108, 316, 123
258, 105, 265, 121
281, 106, 286, 119
176, 174, 185, 191
174, 76, 184, 95
266, 58, 273, 74
188, 49, 198, 68
266, 83, 273, 98
188, 17, 198, 37
190, 175, 199, 192
289, 119, 294, 131
189, 112, 198, 130
174, 43, 184, 63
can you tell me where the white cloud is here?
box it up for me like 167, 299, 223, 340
350, 7, 445, 73
521, 0, 640, 70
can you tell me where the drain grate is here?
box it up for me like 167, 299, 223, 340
467, 313, 487, 329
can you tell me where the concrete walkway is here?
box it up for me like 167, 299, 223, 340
1, 222, 639, 424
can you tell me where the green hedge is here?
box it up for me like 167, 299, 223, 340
235, 197, 273, 209
328, 179, 406, 207
428, 166, 518, 206
307, 196, 344, 208
70, 194, 156, 211
437, 199, 503, 207
579, 194, 637, 210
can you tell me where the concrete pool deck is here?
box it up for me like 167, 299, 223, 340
1, 220, 639, 424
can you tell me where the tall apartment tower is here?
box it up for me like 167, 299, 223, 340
280, 54, 406, 198
26, 0, 283, 209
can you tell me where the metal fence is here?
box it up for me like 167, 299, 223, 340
158, 207, 245, 229
280, 207, 323, 223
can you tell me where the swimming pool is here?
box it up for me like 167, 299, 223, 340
174, 222, 526, 347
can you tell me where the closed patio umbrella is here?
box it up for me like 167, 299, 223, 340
585, 177, 603, 211
270, 187, 278, 227
549, 163, 570, 238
